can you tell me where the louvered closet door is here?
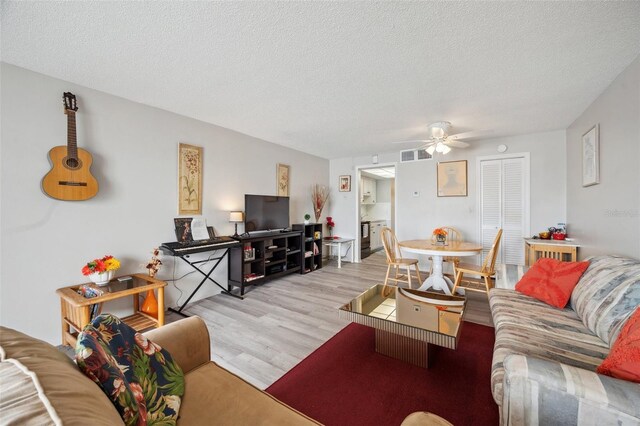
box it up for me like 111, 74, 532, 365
501, 158, 525, 264
480, 160, 502, 263
480, 156, 528, 265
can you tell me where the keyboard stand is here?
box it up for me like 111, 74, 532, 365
168, 247, 242, 317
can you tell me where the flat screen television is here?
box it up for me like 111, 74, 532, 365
244, 194, 290, 232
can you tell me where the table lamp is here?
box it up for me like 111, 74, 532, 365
229, 211, 244, 238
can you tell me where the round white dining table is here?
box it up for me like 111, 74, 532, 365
399, 240, 482, 295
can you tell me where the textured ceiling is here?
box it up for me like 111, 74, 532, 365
2, 2, 639, 159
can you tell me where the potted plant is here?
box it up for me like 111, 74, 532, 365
304, 213, 311, 225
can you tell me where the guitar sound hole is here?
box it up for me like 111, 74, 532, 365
64, 157, 81, 170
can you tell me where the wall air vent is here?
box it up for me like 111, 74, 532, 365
400, 149, 432, 163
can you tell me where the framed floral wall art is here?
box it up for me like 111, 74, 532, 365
277, 163, 290, 196
178, 143, 203, 215
582, 124, 599, 187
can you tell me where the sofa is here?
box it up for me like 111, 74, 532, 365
489, 255, 640, 425
1, 316, 324, 425
1, 315, 440, 425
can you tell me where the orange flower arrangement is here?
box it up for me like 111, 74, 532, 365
81, 255, 121, 276
433, 228, 448, 237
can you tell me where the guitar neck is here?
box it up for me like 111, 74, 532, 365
67, 111, 78, 159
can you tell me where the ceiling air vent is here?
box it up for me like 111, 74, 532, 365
400, 149, 432, 163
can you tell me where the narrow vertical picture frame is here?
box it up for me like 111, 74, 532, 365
178, 143, 203, 215
437, 160, 468, 197
277, 163, 290, 196
339, 175, 351, 192
582, 124, 599, 187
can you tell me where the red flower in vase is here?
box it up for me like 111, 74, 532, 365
326, 217, 336, 229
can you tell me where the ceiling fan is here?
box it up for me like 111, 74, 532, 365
393, 121, 478, 155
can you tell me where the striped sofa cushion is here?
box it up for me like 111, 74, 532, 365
571, 256, 640, 346
489, 289, 610, 405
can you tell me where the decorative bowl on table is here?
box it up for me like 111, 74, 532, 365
538, 231, 551, 239
88, 270, 115, 286
552, 232, 566, 240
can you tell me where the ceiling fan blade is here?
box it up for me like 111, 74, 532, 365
391, 139, 432, 145
445, 139, 470, 148
448, 129, 494, 140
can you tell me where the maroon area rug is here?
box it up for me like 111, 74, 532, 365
267, 322, 498, 426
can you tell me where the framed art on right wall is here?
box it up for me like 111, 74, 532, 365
582, 124, 599, 187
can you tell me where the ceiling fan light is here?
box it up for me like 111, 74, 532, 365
442, 145, 452, 154
426, 145, 436, 155
435, 142, 445, 153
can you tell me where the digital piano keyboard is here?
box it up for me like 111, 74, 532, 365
160, 237, 240, 256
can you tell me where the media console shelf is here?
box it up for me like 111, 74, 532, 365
228, 230, 303, 296
292, 223, 323, 274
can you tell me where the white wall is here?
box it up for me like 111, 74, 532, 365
566, 55, 640, 260
329, 130, 566, 266
0, 63, 329, 343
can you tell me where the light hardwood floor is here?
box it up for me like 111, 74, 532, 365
167, 251, 493, 389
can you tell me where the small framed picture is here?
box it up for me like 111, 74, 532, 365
244, 248, 255, 261
437, 160, 468, 197
582, 124, 599, 187
277, 163, 290, 196
339, 175, 351, 192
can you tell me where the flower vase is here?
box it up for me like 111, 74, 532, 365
141, 289, 158, 318
88, 270, 114, 286
314, 210, 322, 223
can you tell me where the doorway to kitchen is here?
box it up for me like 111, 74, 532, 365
356, 165, 396, 262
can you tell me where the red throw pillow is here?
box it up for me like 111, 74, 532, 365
597, 308, 640, 383
515, 258, 589, 308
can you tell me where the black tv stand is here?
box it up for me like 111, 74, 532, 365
228, 230, 304, 296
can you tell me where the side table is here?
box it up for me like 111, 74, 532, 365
524, 238, 580, 266
56, 273, 166, 346
322, 237, 355, 268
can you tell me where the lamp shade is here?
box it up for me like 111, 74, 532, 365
229, 211, 244, 223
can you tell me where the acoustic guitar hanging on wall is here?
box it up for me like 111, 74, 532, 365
42, 92, 98, 200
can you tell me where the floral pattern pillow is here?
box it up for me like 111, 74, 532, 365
75, 314, 184, 425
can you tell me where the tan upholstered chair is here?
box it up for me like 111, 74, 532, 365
381, 227, 423, 292
451, 229, 503, 299
429, 226, 463, 276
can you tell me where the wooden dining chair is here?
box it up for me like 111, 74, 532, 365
451, 229, 503, 299
381, 227, 423, 293
429, 226, 463, 276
